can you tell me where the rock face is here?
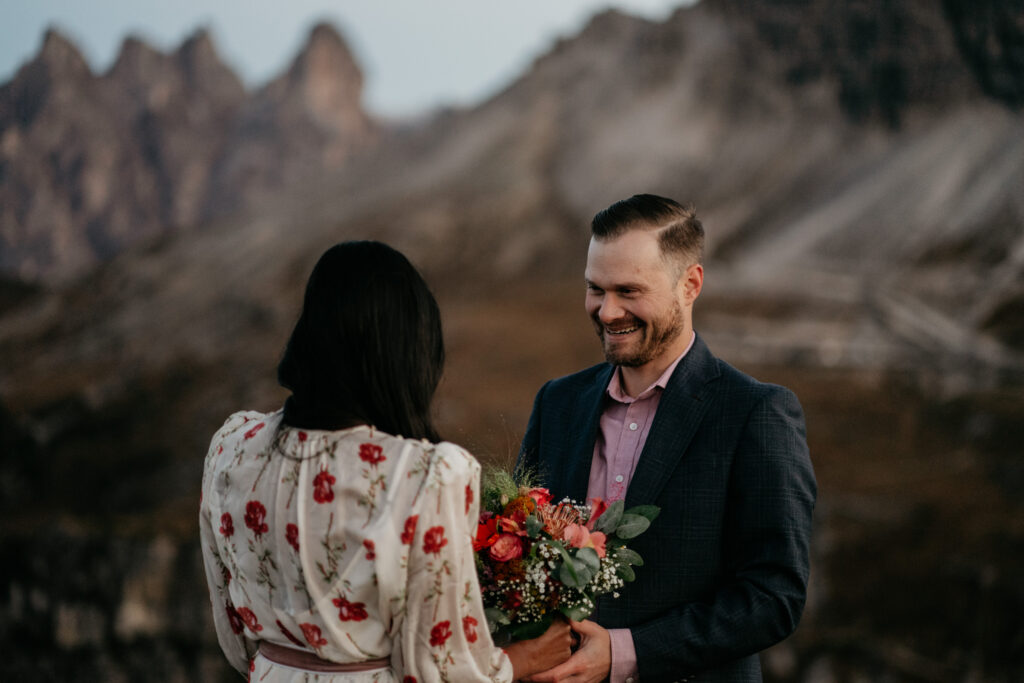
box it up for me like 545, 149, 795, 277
1, 1, 1023, 681
0, 23, 373, 282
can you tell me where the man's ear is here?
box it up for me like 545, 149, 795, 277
681, 263, 703, 303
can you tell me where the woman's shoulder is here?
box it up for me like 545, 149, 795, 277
207, 410, 280, 453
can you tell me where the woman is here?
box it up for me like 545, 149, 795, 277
200, 241, 572, 681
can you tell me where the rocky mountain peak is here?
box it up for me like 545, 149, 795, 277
36, 27, 91, 78
0, 22, 374, 282
278, 21, 365, 128
173, 28, 245, 98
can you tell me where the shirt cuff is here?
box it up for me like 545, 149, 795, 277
608, 628, 639, 683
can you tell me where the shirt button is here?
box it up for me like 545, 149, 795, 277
629, 422, 638, 431
615, 475, 624, 483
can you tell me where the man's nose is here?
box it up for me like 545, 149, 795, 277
598, 296, 624, 323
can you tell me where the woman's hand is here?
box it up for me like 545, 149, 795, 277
503, 617, 574, 681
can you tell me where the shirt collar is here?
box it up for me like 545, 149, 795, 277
606, 331, 696, 404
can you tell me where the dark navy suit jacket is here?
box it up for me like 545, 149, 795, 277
517, 334, 816, 682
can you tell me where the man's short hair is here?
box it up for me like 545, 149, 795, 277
591, 194, 705, 269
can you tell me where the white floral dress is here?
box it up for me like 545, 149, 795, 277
200, 410, 513, 683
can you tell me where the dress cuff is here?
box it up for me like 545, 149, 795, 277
608, 628, 639, 683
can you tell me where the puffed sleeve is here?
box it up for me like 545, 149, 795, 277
199, 417, 255, 676
394, 442, 513, 683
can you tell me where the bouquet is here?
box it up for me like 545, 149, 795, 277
473, 470, 659, 641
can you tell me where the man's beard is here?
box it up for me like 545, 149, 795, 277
595, 299, 686, 367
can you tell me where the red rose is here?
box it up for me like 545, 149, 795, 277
244, 501, 268, 539
226, 601, 244, 634
363, 539, 376, 560
422, 526, 448, 555
237, 606, 263, 632
219, 512, 234, 537
286, 523, 300, 552
463, 615, 479, 643
401, 515, 418, 545
359, 443, 386, 466
313, 467, 335, 504
277, 619, 306, 648
473, 514, 499, 552
430, 620, 452, 647
465, 482, 474, 514
332, 596, 368, 622
528, 487, 553, 507
297, 431, 307, 442
244, 422, 265, 440
301, 623, 328, 648
488, 533, 523, 562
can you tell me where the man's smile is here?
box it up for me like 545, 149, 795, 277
605, 325, 641, 336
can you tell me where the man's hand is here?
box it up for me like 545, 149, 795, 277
524, 619, 611, 683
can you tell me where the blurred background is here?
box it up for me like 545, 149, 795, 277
1, 0, 1023, 680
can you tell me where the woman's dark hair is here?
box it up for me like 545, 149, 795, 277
277, 241, 445, 442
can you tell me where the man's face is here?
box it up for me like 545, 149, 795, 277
584, 229, 698, 369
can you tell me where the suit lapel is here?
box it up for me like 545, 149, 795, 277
558, 364, 614, 503
625, 335, 720, 508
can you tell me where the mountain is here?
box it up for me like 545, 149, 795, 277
0, 23, 373, 282
1, 1, 1023, 681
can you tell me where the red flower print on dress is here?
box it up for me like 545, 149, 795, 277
226, 601, 244, 634
222, 566, 232, 585
313, 467, 336, 504
332, 596, 369, 622
244, 501, 268, 539
403, 678, 417, 683
465, 482, 474, 514
401, 515, 418, 544
363, 539, 376, 560
422, 526, 448, 555
301, 623, 328, 648
244, 422, 265, 440
359, 442, 386, 466
219, 512, 234, 537
276, 619, 306, 649
297, 431, 307, 442
430, 620, 452, 647
285, 523, 300, 552
463, 615, 479, 643
237, 606, 263, 633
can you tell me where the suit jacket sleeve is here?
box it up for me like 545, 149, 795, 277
630, 384, 816, 679
516, 379, 548, 481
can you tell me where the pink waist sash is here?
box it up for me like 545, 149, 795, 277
259, 641, 389, 673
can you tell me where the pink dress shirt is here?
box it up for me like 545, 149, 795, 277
587, 333, 695, 683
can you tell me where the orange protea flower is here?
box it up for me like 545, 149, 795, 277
538, 502, 585, 539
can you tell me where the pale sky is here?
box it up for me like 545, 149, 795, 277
1, 0, 691, 117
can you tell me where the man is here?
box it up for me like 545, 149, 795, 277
517, 194, 816, 683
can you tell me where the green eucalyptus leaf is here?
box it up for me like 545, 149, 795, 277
559, 560, 587, 588
624, 504, 660, 522
593, 500, 624, 534
575, 547, 601, 571
485, 607, 511, 633
614, 513, 651, 539
526, 514, 544, 538
613, 547, 643, 566
616, 563, 636, 582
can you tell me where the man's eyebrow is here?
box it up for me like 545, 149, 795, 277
585, 277, 646, 290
